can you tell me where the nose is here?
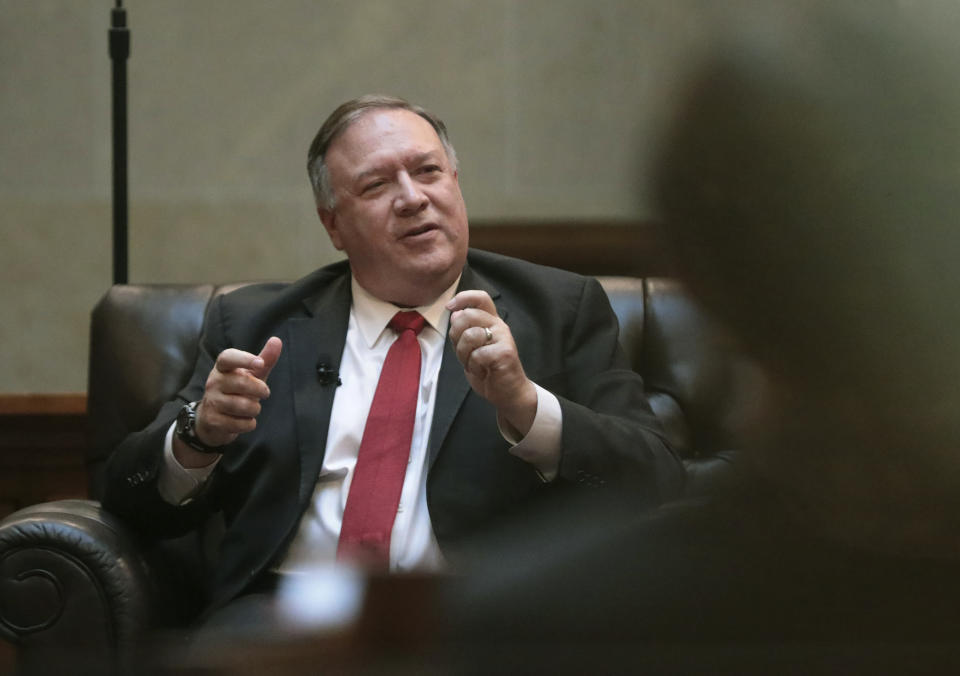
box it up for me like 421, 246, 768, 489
393, 171, 428, 216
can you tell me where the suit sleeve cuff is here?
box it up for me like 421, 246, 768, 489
500, 383, 562, 482
158, 422, 220, 505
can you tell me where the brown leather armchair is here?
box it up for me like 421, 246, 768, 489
0, 276, 755, 674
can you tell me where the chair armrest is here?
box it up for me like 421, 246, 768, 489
0, 499, 156, 674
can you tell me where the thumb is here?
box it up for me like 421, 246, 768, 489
252, 336, 283, 379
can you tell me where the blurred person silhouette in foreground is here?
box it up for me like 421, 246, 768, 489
442, 1, 960, 669
657, 1, 960, 562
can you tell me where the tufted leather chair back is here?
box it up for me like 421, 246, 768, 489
601, 277, 758, 494
86, 277, 755, 498
86, 284, 234, 497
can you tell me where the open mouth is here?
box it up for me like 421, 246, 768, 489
402, 223, 440, 239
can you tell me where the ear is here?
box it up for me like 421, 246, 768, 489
318, 207, 344, 251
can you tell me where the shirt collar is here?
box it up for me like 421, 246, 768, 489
351, 275, 460, 349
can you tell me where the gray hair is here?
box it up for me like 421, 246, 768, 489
306, 94, 458, 210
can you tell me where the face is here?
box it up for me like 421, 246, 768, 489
318, 108, 469, 306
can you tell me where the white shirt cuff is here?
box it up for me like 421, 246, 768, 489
158, 422, 220, 505
499, 383, 562, 482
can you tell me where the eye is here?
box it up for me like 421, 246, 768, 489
361, 179, 387, 194
417, 164, 442, 176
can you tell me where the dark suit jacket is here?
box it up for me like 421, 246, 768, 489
102, 249, 683, 609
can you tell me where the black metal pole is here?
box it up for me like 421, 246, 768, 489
109, 1, 130, 284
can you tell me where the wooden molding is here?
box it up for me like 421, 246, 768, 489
469, 220, 673, 277
0, 394, 89, 516
0, 393, 87, 416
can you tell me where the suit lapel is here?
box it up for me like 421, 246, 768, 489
285, 272, 352, 506
427, 262, 507, 467
280, 260, 508, 477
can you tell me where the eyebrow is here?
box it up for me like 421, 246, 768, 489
352, 151, 441, 184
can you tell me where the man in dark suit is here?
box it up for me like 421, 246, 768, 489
101, 94, 683, 615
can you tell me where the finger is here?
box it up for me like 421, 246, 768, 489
448, 307, 496, 343
466, 344, 519, 384
195, 398, 259, 445
212, 371, 271, 400
252, 337, 283, 380
215, 347, 267, 374
446, 290, 497, 315
454, 326, 495, 368
206, 392, 263, 420
200, 407, 259, 437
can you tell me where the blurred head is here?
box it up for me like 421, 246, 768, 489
654, 1, 960, 555
307, 95, 468, 306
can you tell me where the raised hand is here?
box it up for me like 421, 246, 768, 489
446, 290, 537, 436
174, 337, 282, 466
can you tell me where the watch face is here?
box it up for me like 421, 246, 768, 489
175, 402, 217, 453
177, 403, 195, 437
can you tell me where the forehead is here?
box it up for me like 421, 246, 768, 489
327, 108, 444, 172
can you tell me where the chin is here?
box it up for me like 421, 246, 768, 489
399, 264, 461, 305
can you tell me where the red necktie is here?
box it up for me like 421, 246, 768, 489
337, 310, 426, 569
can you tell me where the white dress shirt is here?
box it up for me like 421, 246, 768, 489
158, 275, 562, 573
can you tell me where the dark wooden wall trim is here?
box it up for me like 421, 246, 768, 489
0, 393, 87, 415
0, 394, 89, 517
469, 220, 673, 277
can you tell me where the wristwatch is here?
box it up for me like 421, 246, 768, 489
175, 401, 219, 454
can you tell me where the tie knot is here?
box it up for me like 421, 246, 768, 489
389, 310, 425, 335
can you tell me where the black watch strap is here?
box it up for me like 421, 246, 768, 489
175, 401, 220, 454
